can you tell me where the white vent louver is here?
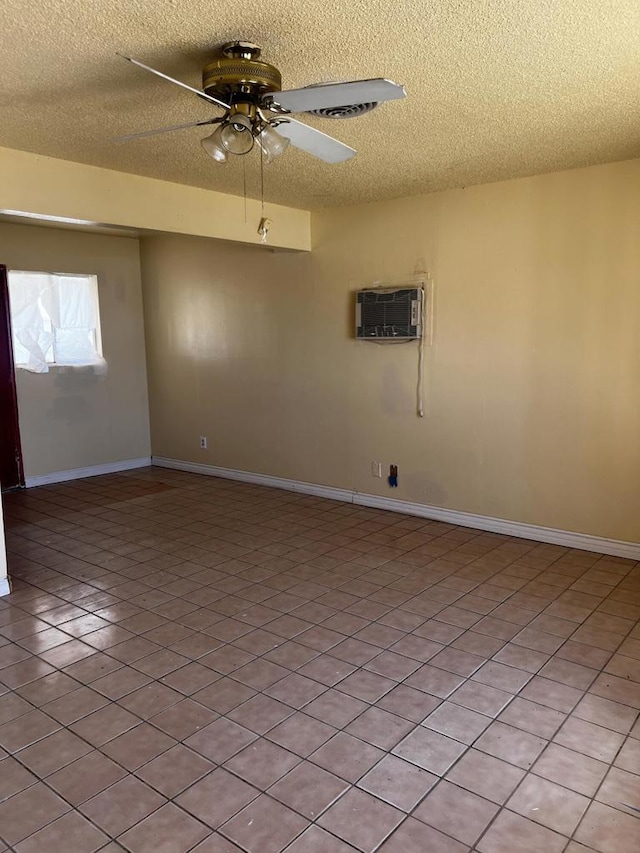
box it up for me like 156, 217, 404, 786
307, 102, 378, 118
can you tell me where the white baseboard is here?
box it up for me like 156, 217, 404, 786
153, 456, 354, 503
25, 457, 151, 488
0, 577, 11, 597
152, 457, 640, 560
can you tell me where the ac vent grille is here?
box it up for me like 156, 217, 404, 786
356, 287, 423, 340
308, 102, 378, 118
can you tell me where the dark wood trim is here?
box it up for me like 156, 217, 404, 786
0, 264, 25, 490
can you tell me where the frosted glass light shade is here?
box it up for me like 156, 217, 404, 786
201, 127, 227, 162
220, 121, 254, 155
258, 124, 290, 163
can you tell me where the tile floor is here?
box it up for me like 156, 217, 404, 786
0, 468, 639, 852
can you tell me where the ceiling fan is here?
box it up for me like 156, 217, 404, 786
117, 41, 406, 165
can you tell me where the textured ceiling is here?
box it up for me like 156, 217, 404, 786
2, 0, 640, 209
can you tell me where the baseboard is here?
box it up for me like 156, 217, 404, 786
353, 493, 640, 560
25, 457, 151, 488
152, 457, 354, 502
152, 457, 640, 560
0, 577, 11, 597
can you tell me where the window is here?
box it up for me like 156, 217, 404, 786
8, 271, 104, 373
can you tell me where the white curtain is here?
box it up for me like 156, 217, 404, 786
8, 272, 104, 373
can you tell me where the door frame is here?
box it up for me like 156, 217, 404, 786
0, 264, 25, 490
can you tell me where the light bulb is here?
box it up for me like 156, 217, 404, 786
220, 116, 255, 155
201, 127, 227, 163
257, 124, 290, 164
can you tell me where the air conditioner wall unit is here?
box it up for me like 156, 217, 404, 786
355, 286, 423, 341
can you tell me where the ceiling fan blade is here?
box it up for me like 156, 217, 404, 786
272, 119, 355, 163
270, 79, 405, 114
114, 118, 218, 143
118, 54, 230, 110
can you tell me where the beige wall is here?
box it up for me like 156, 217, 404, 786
141, 158, 640, 544
311, 160, 640, 543
0, 222, 151, 479
140, 235, 321, 478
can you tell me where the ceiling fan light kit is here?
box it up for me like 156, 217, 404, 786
118, 40, 406, 165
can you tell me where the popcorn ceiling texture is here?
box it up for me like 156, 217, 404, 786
2, 0, 639, 209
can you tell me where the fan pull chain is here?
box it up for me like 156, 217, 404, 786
258, 143, 270, 243
243, 156, 247, 224
260, 142, 265, 220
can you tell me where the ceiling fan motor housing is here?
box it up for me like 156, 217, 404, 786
202, 42, 282, 101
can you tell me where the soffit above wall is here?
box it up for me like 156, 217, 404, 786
0, 212, 140, 238
0, 148, 311, 251
2, 0, 639, 210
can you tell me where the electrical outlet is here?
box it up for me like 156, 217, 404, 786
371, 461, 382, 478
199, 436, 207, 450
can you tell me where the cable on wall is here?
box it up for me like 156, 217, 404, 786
416, 277, 430, 417
417, 325, 425, 418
